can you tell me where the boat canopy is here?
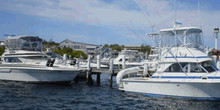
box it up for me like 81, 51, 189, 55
160, 27, 202, 35
5, 36, 43, 51
159, 27, 203, 48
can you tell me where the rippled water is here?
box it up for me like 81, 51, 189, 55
0, 73, 220, 110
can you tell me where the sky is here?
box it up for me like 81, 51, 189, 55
0, 0, 220, 49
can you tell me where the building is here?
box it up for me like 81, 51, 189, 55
124, 45, 142, 51
60, 39, 100, 55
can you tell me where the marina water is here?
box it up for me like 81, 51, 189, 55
0, 73, 220, 110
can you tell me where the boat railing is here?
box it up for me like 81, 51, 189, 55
116, 66, 143, 89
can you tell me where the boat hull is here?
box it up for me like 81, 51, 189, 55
0, 67, 81, 83
121, 79, 220, 99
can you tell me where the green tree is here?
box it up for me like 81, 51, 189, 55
103, 44, 109, 48
110, 44, 124, 51
0, 46, 4, 56
141, 45, 151, 53
72, 50, 88, 59
43, 40, 59, 49
53, 47, 87, 59
53, 47, 63, 55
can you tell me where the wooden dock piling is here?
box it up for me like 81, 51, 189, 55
86, 55, 93, 85
76, 55, 122, 86
109, 59, 114, 88
122, 55, 126, 69
97, 55, 101, 69
96, 72, 101, 85
86, 69, 93, 85
109, 72, 113, 87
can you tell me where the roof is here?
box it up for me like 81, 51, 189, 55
60, 39, 99, 46
160, 27, 202, 35
6, 36, 40, 40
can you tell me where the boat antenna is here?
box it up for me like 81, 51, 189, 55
173, 0, 183, 28
134, 0, 156, 31
174, 0, 177, 23
198, 1, 201, 28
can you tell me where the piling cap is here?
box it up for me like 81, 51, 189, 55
214, 28, 219, 33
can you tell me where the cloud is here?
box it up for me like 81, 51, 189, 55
0, 0, 220, 48
1, 0, 219, 29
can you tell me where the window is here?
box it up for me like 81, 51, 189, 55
201, 61, 216, 72
190, 63, 204, 72
4, 57, 22, 63
165, 63, 187, 72
74, 45, 80, 49
165, 61, 217, 73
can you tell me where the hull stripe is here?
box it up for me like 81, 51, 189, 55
165, 56, 209, 58
152, 76, 220, 79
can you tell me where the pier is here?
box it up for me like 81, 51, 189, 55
75, 55, 125, 87
84, 67, 120, 87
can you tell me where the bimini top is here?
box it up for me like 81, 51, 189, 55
5, 36, 43, 51
160, 27, 202, 35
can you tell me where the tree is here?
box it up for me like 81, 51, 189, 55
42, 40, 59, 49
42, 40, 88, 59
0, 46, 4, 56
110, 44, 124, 51
53, 47, 87, 59
103, 44, 109, 48
72, 50, 88, 59
141, 45, 151, 53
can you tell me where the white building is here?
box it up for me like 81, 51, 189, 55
60, 39, 100, 55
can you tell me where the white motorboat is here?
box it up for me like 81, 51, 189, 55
0, 36, 85, 83
113, 49, 147, 68
116, 25, 220, 100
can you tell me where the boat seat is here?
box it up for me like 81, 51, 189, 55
46, 59, 55, 67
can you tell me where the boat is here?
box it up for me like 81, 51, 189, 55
0, 36, 85, 83
113, 49, 147, 68
116, 25, 220, 100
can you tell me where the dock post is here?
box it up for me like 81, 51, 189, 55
86, 55, 93, 85
97, 72, 101, 85
143, 63, 148, 77
76, 59, 79, 68
122, 55, 126, 69
109, 59, 114, 88
109, 72, 113, 88
86, 70, 93, 85
97, 55, 101, 69
109, 59, 114, 73
87, 55, 91, 69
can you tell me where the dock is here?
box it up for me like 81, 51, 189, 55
75, 55, 125, 87
74, 67, 121, 87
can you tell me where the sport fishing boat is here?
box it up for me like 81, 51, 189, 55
0, 36, 85, 83
116, 25, 220, 100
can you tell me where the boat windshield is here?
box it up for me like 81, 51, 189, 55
160, 27, 203, 49
4, 57, 22, 63
165, 61, 217, 73
5, 36, 42, 51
